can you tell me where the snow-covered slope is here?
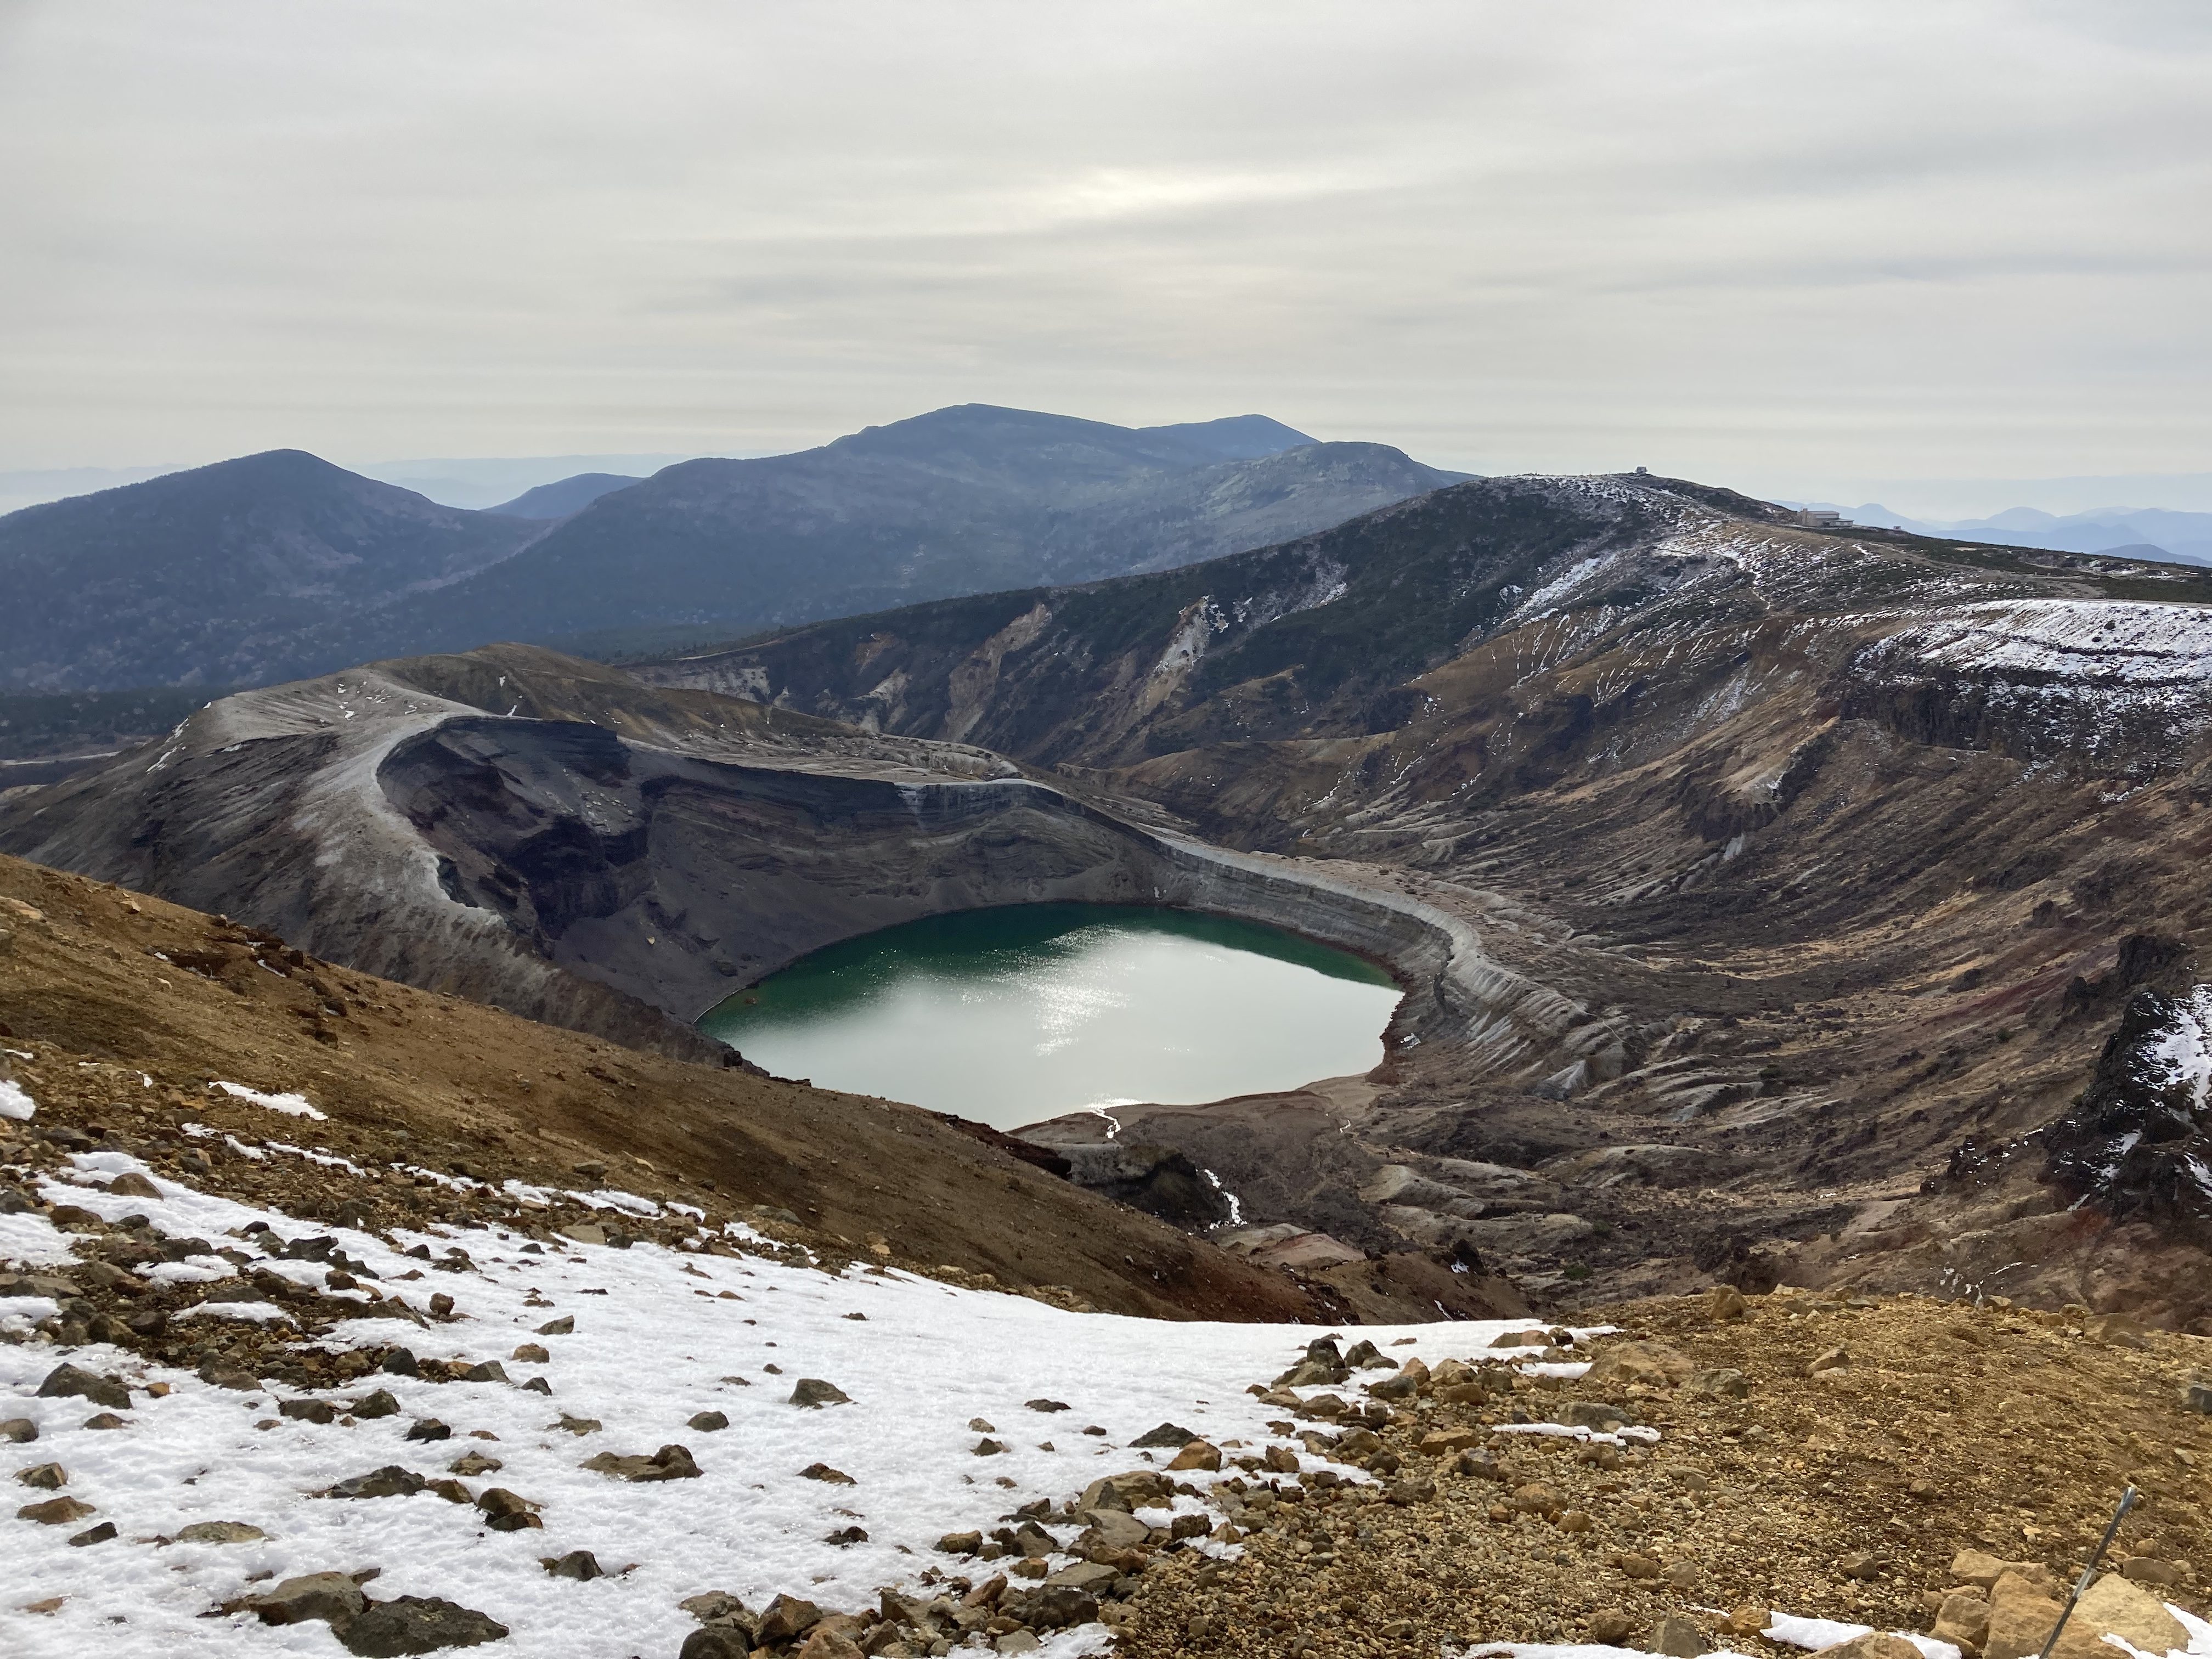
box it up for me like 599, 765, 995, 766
1, 1147, 1553, 1657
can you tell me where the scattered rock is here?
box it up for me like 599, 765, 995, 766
449, 1452, 503, 1477
1652, 1612, 1707, 1656
937, 1530, 984, 1555
1808, 1346, 1850, 1376
789, 1378, 851, 1408
0, 1419, 35, 1443
511, 1344, 549, 1364
543, 1549, 603, 1581
688, 1411, 729, 1432
1026, 1399, 1070, 1413
799, 1463, 856, 1485
14, 1462, 66, 1489
536, 1316, 574, 1336
280, 1398, 337, 1425
338, 1594, 509, 1655
403, 1419, 452, 1443
1167, 1440, 1222, 1472
1839, 1551, 1888, 1581
67, 1520, 116, 1546
352, 1390, 400, 1419
554, 1413, 602, 1435
1705, 1285, 1748, 1321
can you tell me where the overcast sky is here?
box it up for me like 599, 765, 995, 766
1, 1, 2207, 504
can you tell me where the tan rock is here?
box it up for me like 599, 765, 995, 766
1984, 1581, 2068, 1659
1815, 1637, 1922, 1659
1952, 1550, 2013, 1589
2059, 1571, 2188, 1659
1933, 1592, 1991, 1649
1706, 1285, 1748, 1321
1583, 1341, 1695, 1389
1587, 1610, 1635, 1645
1652, 1613, 1708, 1657
1166, 1440, 1221, 1472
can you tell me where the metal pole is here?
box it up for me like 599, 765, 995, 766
2035, 1485, 2140, 1659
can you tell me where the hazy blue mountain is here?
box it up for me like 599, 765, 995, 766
0, 450, 540, 690
1798, 500, 2212, 567
293, 404, 1468, 665
3, 408, 1466, 691
488, 472, 644, 519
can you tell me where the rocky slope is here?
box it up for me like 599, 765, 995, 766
629, 473, 2212, 1322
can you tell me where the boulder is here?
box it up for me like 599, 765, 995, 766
1003, 1585, 1101, 1629
755, 1594, 822, 1644
17, 1496, 96, 1525
2059, 1572, 2189, 1659
252, 1571, 369, 1628
1933, 1592, 1991, 1649
688, 1411, 729, 1432
1652, 1613, 1708, 1656
328, 1466, 428, 1499
1813, 1637, 1921, 1659
790, 1378, 851, 1408
1706, 1285, 1748, 1321
580, 1444, 700, 1482
1582, 1342, 1694, 1389
680, 1633, 752, 1659
338, 1595, 507, 1655
936, 1531, 984, 1555
14, 1462, 66, 1490
36, 1363, 129, 1410
544, 1550, 603, 1581
1166, 1440, 1221, 1472
1984, 1580, 2069, 1659
1129, 1421, 1198, 1448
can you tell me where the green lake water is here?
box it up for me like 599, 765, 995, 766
697, 904, 1402, 1130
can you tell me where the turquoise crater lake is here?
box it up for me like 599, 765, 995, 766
697, 904, 1403, 1130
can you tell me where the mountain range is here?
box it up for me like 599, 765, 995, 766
1808, 500, 2212, 567
0, 405, 1464, 692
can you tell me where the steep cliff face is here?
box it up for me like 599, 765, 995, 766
0, 645, 1633, 1095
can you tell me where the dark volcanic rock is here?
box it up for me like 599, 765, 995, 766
2046, 987, 2212, 1238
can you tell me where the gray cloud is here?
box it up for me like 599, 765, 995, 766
0, 0, 2204, 499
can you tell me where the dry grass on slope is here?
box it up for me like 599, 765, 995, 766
0, 851, 1319, 1325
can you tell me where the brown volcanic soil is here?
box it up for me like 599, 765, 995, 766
0, 851, 1330, 1325
1114, 1291, 2212, 1658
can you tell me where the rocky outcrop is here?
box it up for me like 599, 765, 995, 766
2045, 985, 2212, 1239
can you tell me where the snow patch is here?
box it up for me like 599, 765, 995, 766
0, 1078, 36, 1121
211, 1080, 326, 1120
